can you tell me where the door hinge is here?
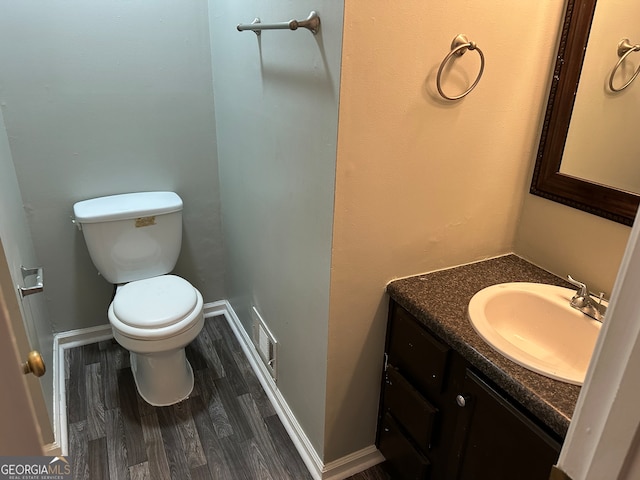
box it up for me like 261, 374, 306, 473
383, 352, 389, 372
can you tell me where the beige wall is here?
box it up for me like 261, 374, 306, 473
326, 0, 567, 461
515, 195, 630, 298
514, 0, 634, 297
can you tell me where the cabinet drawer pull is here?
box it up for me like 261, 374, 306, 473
456, 394, 471, 407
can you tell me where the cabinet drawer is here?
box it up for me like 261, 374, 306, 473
384, 367, 439, 452
388, 306, 450, 397
379, 413, 431, 480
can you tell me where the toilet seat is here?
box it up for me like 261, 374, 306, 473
108, 275, 203, 341
114, 275, 198, 329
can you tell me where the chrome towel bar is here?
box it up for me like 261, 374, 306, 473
436, 34, 485, 101
237, 11, 320, 36
609, 38, 640, 92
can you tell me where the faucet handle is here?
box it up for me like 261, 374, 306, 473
567, 275, 588, 296
567, 275, 592, 308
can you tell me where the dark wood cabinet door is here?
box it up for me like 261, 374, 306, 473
387, 305, 451, 399
448, 369, 561, 480
383, 366, 439, 452
379, 413, 431, 480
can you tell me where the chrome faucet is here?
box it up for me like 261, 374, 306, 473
567, 275, 606, 322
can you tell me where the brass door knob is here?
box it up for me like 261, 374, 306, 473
22, 351, 46, 377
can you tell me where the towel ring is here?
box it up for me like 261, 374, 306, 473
436, 34, 485, 100
609, 38, 640, 92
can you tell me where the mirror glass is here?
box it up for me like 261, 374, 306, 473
559, 0, 640, 194
530, 0, 640, 226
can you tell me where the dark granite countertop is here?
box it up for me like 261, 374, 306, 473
386, 254, 581, 438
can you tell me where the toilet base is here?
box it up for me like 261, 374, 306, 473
130, 348, 194, 406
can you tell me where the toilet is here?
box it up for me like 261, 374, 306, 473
73, 191, 204, 406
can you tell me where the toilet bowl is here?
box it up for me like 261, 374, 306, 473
108, 274, 204, 406
73, 191, 205, 406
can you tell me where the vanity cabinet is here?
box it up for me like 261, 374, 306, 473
377, 301, 562, 480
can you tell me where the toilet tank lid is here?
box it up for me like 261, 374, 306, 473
73, 192, 183, 223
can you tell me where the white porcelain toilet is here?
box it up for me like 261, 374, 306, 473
73, 191, 204, 406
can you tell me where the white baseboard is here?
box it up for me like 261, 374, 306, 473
322, 445, 385, 480
52, 324, 114, 455
208, 301, 325, 479
209, 300, 384, 480
51, 300, 383, 479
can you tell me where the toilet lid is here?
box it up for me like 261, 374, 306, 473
112, 275, 198, 329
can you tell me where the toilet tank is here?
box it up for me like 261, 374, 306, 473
73, 192, 184, 284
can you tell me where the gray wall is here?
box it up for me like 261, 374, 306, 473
208, 1, 344, 459
0, 1, 226, 332
0, 108, 54, 433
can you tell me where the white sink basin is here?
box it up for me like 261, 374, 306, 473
468, 282, 602, 385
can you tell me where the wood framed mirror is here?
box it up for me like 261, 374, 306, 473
530, 0, 639, 226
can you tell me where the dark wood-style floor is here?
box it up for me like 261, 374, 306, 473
65, 315, 390, 480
